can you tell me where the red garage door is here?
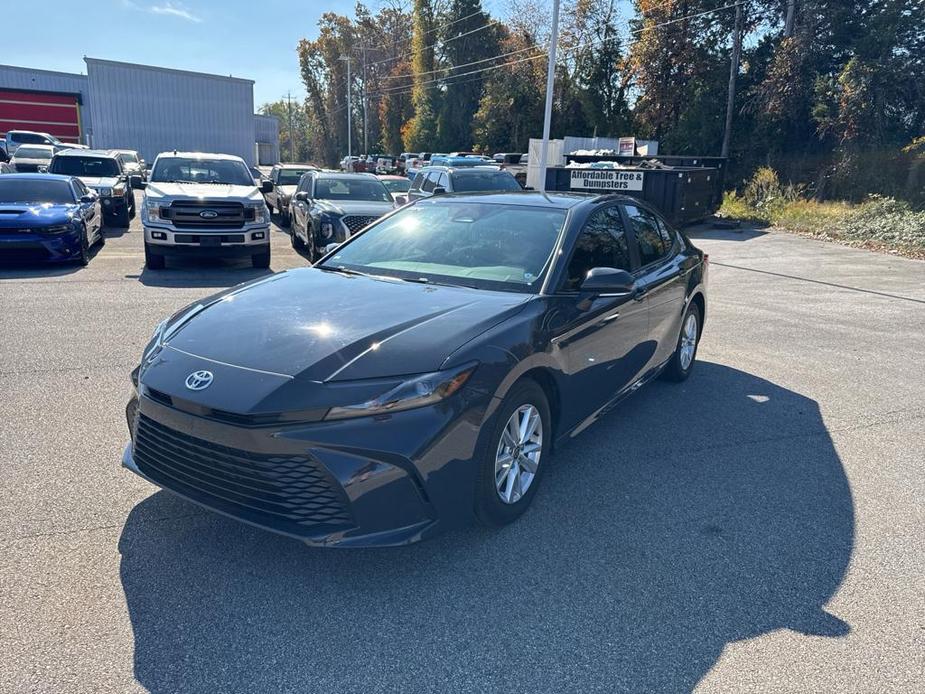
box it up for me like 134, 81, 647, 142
0, 89, 82, 143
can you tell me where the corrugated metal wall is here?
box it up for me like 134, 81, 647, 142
254, 114, 280, 165
0, 64, 91, 140
85, 58, 257, 165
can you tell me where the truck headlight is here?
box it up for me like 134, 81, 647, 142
324, 363, 477, 420
248, 203, 269, 224
142, 199, 166, 222
98, 187, 112, 197
112, 184, 125, 196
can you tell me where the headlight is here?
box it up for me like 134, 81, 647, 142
112, 184, 125, 195
98, 187, 112, 197
142, 198, 166, 223
324, 363, 477, 420
248, 203, 269, 224
38, 224, 72, 235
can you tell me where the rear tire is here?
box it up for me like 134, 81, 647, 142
144, 241, 165, 270
112, 204, 130, 228
290, 226, 304, 250
474, 380, 551, 527
252, 249, 271, 269
662, 302, 701, 382
76, 224, 90, 266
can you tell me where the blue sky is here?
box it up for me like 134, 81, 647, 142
4, 0, 360, 107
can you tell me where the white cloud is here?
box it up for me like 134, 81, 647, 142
148, 1, 202, 23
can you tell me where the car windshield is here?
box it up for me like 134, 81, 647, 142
49, 156, 120, 176
323, 201, 566, 292
14, 147, 54, 160
452, 172, 522, 192
277, 169, 313, 185
380, 178, 410, 193
0, 178, 75, 204
150, 157, 253, 185
314, 178, 392, 202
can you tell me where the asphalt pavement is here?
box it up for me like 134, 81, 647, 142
1, 195, 923, 693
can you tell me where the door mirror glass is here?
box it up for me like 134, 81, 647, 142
260, 179, 274, 194
580, 267, 636, 295
294, 191, 309, 202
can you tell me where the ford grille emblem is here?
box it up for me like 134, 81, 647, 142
185, 370, 214, 391
199, 210, 219, 219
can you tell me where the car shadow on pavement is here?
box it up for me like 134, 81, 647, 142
118, 362, 854, 693
135, 259, 274, 288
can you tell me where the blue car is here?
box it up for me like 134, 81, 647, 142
0, 174, 104, 265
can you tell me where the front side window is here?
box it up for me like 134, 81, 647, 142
324, 201, 567, 291
563, 207, 632, 291
421, 172, 437, 193
49, 156, 120, 177
150, 157, 253, 185
624, 204, 669, 266
437, 173, 449, 190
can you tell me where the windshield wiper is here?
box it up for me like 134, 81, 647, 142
318, 265, 374, 278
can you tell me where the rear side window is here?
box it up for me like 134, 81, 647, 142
410, 172, 424, 191
563, 207, 632, 291
437, 173, 449, 189
624, 204, 671, 266
421, 172, 437, 193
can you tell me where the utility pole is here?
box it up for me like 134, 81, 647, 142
339, 55, 352, 159
285, 91, 295, 162
361, 47, 368, 155
721, 2, 744, 159
538, 0, 561, 192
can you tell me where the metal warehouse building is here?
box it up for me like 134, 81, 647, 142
0, 58, 279, 165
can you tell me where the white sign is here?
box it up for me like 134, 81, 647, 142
569, 169, 644, 191
618, 137, 636, 156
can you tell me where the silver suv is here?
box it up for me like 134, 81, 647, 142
139, 152, 273, 269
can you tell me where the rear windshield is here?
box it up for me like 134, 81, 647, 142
380, 178, 411, 193
452, 171, 522, 192
120, 152, 138, 163
50, 156, 120, 177
150, 157, 253, 185
314, 178, 392, 203
0, 178, 75, 204
14, 146, 54, 159
277, 169, 313, 185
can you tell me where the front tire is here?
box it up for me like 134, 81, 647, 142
144, 241, 165, 270
111, 203, 130, 228
252, 248, 271, 269
76, 224, 90, 266
475, 380, 551, 527
662, 302, 701, 382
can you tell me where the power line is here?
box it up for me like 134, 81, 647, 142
365, 15, 502, 70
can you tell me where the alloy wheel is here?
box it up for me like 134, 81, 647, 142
494, 404, 543, 504
679, 312, 698, 370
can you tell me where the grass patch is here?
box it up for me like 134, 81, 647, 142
719, 192, 925, 259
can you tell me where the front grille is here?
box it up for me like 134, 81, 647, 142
0, 247, 50, 262
173, 234, 246, 244
342, 215, 380, 235
162, 201, 250, 229
132, 414, 353, 531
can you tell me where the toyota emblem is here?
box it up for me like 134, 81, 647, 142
185, 370, 214, 391
199, 209, 219, 219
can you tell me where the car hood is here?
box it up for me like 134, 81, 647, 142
0, 202, 76, 227
144, 181, 262, 203
159, 268, 528, 382
78, 176, 121, 188
313, 199, 395, 216
12, 158, 52, 166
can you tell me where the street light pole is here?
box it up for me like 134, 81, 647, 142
339, 55, 352, 160
721, 2, 744, 159
538, 0, 560, 192
285, 91, 294, 163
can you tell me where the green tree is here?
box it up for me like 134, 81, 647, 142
404, 0, 440, 150
258, 100, 310, 163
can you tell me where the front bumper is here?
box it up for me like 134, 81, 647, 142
0, 229, 83, 262
123, 383, 491, 547
144, 225, 270, 256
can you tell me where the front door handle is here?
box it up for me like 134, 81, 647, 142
633, 286, 648, 301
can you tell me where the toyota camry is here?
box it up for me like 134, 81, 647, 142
123, 192, 707, 547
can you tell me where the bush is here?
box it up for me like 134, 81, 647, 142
839, 195, 925, 249
742, 167, 782, 209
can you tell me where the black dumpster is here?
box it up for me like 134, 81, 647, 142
545, 165, 719, 225
565, 154, 727, 211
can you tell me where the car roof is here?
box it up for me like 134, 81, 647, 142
276, 163, 317, 169
54, 148, 119, 158
114, 149, 140, 154
377, 175, 407, 180
418, 165, 503, 174
13, 144, 55, 151
415, 190, 598, 209
313, 172, 378, 179
1, 173, 74, 182
154, 151, 245, 161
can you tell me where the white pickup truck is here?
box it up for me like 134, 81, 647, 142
138, 152, 273, 269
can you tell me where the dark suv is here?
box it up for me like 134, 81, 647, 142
407, 166, 521, 201
48, 149, 135, 226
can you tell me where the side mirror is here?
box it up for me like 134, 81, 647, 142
431, 186, 446, 196
394, 195, 407, 206
260, 179, 274, 194
294, 191, 309, 202
80, 194, 97, 203
579, 267, 636, 295
129, 175, 143, 189
38, 166, 48, 173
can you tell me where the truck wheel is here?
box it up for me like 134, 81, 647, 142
128, 194, 136, 219
280, 207, 290, 227
112, 204, 130, 227
252, 249, 271, 269
144, 242, 165, 270
266, 201, 274, 214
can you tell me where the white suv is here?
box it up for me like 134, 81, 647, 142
139, 152, 273, 269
